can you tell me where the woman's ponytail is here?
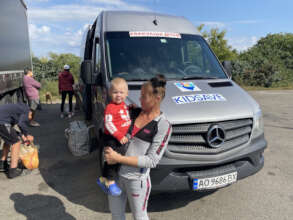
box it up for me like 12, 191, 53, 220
149, 74, 166, 100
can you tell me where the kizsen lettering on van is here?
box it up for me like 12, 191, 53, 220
172, 94, 226, 104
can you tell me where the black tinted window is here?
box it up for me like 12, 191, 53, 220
105, 32, 227, 81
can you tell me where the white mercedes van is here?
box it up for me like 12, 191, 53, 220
80, 11, 267, 192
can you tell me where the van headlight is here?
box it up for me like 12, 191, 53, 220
252, 109, 264, 138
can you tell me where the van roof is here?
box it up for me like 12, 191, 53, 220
102, 10, 201, 35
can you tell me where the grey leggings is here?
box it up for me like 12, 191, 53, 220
108, 175, 151, 220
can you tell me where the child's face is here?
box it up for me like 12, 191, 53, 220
110, 84, 128, 104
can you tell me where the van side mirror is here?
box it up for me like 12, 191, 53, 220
222, 61, 232, 79
81, 60, 95, 84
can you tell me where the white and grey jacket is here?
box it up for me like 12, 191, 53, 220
119, 108, 172, 180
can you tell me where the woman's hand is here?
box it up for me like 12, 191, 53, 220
104, 147, 121, 165
128, 103, 137, 109
120, 136, 128, 145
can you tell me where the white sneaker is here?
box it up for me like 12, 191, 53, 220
30, 121, 40, 127
60, 113, 65, 119
68, 112, 74, 118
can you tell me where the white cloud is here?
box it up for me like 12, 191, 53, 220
28, 5, 104, 22
26, 1, 149, 56
88, 0, 149, 9
28, 2, 149, 22
88, 0, 125, 6
83, 24, 91, 31
41, 26, 50, 33
195, 19, 262, 30
195, 21, 226, 29
29, 24, 51, 39
228, 36, 259, 51
231, 20, 262, 24
25, 0, 49, 2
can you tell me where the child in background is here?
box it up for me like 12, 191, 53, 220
97, 77, 131, 196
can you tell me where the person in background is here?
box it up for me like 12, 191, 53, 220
23, 68, 41, 127
58, 64, 74, 118
0, 103, 34, 179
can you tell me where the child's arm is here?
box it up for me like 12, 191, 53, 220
104, 106, 126, 142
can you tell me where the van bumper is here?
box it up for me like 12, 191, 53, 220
151, 134, 267, 192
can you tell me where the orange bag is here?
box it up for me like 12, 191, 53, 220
19, 143, 39, 170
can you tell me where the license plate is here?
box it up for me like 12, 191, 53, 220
193, 172, 237, 190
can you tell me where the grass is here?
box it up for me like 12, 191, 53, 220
242, 85, 293, 91
39, 80, 79, 104
39, 80, 60, 103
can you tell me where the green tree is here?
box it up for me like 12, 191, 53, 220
48, 52, 81, 80
32, 53, 81, 101
197, 24, 238, 62
32, 53, 81, 81
232, 33, 293, 87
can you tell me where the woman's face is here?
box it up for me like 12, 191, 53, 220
140, 85, 157, 111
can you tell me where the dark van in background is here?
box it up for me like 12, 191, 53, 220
0, 0, 32, 105
79, 11, 267, 192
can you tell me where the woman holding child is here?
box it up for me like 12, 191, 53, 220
104, 75, 172, 220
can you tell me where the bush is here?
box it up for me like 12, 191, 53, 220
231, 33, 293, 88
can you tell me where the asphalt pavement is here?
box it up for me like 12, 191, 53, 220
0, 90, 293, 220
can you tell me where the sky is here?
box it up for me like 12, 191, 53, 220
24, 0, 293, 57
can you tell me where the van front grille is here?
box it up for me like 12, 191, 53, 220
168, 118, 253, 155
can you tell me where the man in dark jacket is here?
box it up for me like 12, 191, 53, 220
58, 64, 74, 118
0, 103, 34, 178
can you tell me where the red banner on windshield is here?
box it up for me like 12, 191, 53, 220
129, 31, 181, 38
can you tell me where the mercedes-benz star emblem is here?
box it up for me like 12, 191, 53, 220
207, 125, 226, 148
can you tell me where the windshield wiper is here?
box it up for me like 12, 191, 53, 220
126, 79, 149, 82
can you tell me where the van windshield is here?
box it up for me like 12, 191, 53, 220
105, 32, 227, 81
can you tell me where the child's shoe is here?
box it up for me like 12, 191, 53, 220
108, 183, 122, 196
97, 177, 108, 194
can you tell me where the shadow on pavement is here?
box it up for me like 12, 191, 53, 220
29, 104, 213, 214
28, 104, 109, 213
148, 190, 215, 212
10, 193, 76, 220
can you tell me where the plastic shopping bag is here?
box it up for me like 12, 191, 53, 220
19, 143, 39, 170
65, 120, 94, 156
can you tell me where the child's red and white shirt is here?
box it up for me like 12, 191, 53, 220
104, 101, 131, 141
